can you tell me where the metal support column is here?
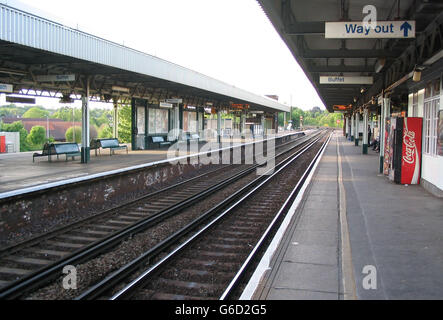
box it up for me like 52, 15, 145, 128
217, 109, 221, 144
283, 112, 286, 131
362, 108, 368, 154
113, 99, 119, 139
379, 97, 391, 173
350, 114, 355, 141
81, 77, 90, 164
354, 112, 359, 146
240, 111, 245, 140
261, 115, 266, 137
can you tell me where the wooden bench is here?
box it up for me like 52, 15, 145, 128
150, 136, 172, 148
91, 138, 128, 156
33, 143, 81, 162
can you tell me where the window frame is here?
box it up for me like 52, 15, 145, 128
423, 77, 441, 157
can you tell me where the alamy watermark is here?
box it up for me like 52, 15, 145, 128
362, 265, 377, 290
62, 265, 77, 290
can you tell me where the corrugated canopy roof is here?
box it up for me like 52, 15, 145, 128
0, 1, 290, 113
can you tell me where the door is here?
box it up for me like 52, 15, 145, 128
132, 99, 147, 150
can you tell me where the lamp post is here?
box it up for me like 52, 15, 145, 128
46, 115, 49, 140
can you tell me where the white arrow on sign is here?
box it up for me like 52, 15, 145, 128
325, 21, 415, 39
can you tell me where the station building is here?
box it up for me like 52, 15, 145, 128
0, 1, 288, 160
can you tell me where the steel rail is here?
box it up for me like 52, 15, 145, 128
81, 132, 326, 300
220, 132, 333, 300
0, 132, 314, 300
75, 132, 324, 300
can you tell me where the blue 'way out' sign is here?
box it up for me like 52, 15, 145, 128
325, 21, 415, 39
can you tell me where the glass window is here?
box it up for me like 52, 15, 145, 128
424, 97, 439, 156
183, 111, 198, 133
137, 107, 145, 135
412, 92, 418, 117
148, 108, 169, 134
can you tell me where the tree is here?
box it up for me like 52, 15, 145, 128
1, 121, 31, 152
65, 127, 82, 144
27, 126, 47, 146
22, 107, 50, 118
51, 106, 82, 122
118, 104, 132, 143
98, 124, 113, 139
65, 126, 98, 144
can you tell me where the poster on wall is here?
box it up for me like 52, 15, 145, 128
438, 110, 443, 157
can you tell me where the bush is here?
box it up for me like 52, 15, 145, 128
98, 124, 113, 139
65, 126, 98, 143
65, 127, 82, 144
27, 126, 47, 146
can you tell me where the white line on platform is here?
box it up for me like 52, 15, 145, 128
0, 132, 310, 200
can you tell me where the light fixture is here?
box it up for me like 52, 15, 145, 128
59, 94, 74, 104
375, 58, 386, 73
353, 97, 357, 103
360, 88, 366, 94
412, 65, 424, 82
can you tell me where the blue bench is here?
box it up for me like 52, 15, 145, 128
182, 133, 200, 143
91, 138, 128, 156
33, 143, 81, 162
150, 136, 172, 148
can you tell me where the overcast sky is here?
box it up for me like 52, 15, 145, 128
2, 0, 324, 110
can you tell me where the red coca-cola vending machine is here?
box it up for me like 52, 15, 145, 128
385, 117, 423, 184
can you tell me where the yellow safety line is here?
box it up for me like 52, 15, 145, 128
337, 135, 357, 300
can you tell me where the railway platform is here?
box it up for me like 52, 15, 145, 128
0, 131, 303, 195
247, 132, 443, 300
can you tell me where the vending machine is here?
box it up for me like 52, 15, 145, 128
384, 117, 423, 184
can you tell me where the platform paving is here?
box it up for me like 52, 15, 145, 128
252, 132, 443, 300
0, 131, 306, 195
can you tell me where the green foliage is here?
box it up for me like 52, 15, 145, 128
281, 107, 344, 129
22, 107, 50, 119
98, 124, 113, 139
27, 126, 47, 146
90, 109, 113, 128
51, 106, 82, 122
117, 105, 132, 143
0, 105, 36, 118
1, 121, 31, 152
65, 126, 98, 144
65, 127, 82, 144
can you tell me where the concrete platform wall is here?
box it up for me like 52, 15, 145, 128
0, 132, 303, 243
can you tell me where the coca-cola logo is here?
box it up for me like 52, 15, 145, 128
403, 129, 416, 164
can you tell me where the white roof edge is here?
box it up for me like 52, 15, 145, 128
0, 1, 290, 112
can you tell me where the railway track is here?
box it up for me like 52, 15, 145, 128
0, 131, 317, 299
75, 130, 332, 300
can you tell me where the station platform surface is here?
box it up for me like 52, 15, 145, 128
251, 132, 443, 300
0, 132, 300, 196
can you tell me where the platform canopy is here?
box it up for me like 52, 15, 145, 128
258, 0, 443, 112
0, 1, 289, 113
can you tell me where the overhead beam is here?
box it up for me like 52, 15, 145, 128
317, 83, 372, 88
302, 49, 400, 59
308, 65, 375, 73
285, 22, 325, 35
